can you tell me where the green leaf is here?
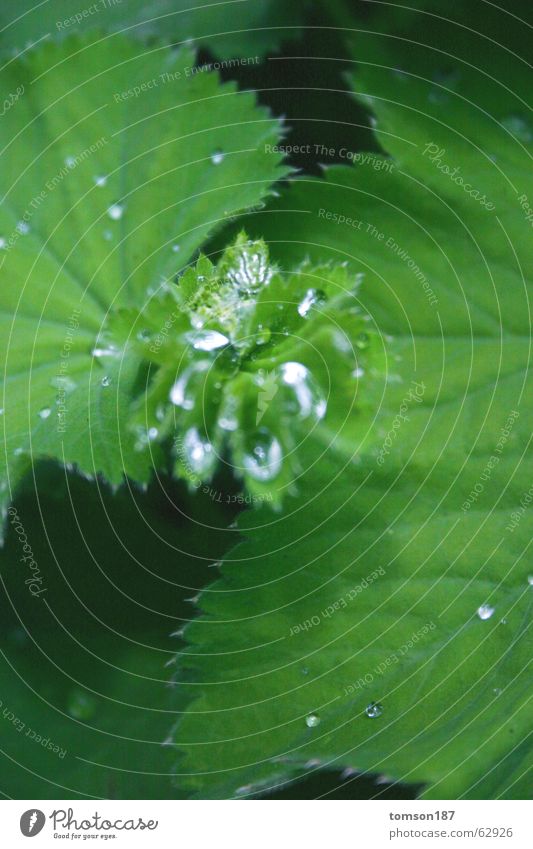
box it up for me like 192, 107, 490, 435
0, 34, 285, 529
0, 464, 233, 798
170, 27, 533, 798
0, 0, 302, 59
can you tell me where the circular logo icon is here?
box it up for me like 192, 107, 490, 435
20, 810, 46, 837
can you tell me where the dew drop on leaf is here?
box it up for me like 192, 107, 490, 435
235, 784, 253, 796
211, 150, 225, 165
219, 413, 238, 432
38, 407, 51, 420
365, 701, 383, 718
17, 221, 30, 235
243, 429, 282, 481
305, 714, 320, 728
50, 375, 77, 393
101, 376, 111, 387
297, 288, 326, 318
92, 345, 117, 359
169, 360, 210, 409
94, 174, 107, 187
279, 362, 327, 420
341, 767, 359, 779
107, 203, 124, 220
189, 330, 229, 351
255, 327, 271, 345
477, 604, 495, 621
182, 427, 216, 476
172, 243, 181, 252
355, 331, 370, 350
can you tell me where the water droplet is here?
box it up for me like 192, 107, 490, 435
279, 362, 327, 420
134, 425, 159, 452
365, 701, 383, 718
51, 375, 77, 393
352, 367, 364, 379
235, 784, 253, 796
0, 237, 6, 249
67, 689, 97, 720
528, 576, 533, 586
182, 427, 216, 476
501, 114, 532, 142
103, 229, 113, 241
17, 221, 30, 235
92, 345, 117, 358
219, 415, 238, 432
101, 376, 111, 387
477, 604, 495, 621
169, 360, 210, 409
297, 288, 326, 318
188, 330, 229, 352
301, 667, 309, 676
305, 714, 320, 728
65, 155, 76, 168
341, 767, 359, 779
38, 407, 51, 420
255, 327, 271, 346
211, 150, 225, 165
172, 243, 180, 253
493, 687, 503, 696
107, 203, 124, 220
355, 331, 370, 350
243, 428, 282, 482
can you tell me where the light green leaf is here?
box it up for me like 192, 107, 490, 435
0, 34, 285, 527
171, 30, 533, 798
0, 0, 302, 59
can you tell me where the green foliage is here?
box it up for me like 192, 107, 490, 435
170, 20, 533, 798
0, 0, 302, 58
1, 0, 532, 803
0, 35, 285, 531
107, 233, 377, 504
0, 466, 234, 798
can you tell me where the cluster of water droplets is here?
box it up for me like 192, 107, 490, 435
106, 236, 372, 500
